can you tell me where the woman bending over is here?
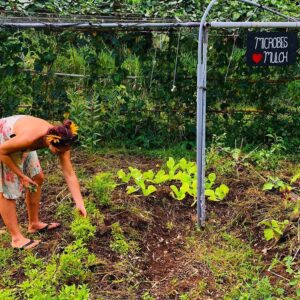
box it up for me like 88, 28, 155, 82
0, 115, 86, 249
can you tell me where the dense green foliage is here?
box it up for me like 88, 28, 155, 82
0, 1, 299, 150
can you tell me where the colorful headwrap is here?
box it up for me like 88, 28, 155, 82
46, 120, 78, 147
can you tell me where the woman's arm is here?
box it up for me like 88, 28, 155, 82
0, 135, 37, 187
59, 150, 87, 217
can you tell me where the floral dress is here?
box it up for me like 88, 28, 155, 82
0, 115, 42, 199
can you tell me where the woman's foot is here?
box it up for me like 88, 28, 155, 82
28, 222, 61, 233
12, 237, 40, 250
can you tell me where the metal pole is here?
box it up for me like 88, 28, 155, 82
196, 0, 218, 227
239, 0, 299, 21
209, 21, 300, 28
200, 27, 209, 225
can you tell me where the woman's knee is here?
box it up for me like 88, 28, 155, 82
33, 172, 44, 186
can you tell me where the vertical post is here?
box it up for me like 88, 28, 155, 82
197, 26, 209, 226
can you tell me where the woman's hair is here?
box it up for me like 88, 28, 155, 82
46, 119, 78, 147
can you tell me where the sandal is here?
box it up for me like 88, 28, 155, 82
30, 223, 61, 234
13, 239, 40, 250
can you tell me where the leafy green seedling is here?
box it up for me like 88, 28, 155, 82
205, 184, 229, 201
262, 176, 292, 193
259, 219, 289, 241
142, 185, 157, 196
153, 170, 169, 184
178, 158, 187, 171
127, 186, 140, 195
117, 169, 131, 183
143, 170, 155, 181
205, 173, 216, 189
166, 157, 179, 180
170, 183, 190, 200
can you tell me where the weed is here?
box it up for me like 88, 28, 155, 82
141, 292, 155, 300
259, 219, 289, 242
90, 172, 116, 206
166, 221, 174, 230
179, 293, 190, 300
200, 233, 256, 288
0, 247, 13, 270
110, 222, 136, 256
22, 253, 44, 273
226, 276, 285, 299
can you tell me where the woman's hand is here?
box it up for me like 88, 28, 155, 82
21, 175, 38, 189
75, 204, 87, 218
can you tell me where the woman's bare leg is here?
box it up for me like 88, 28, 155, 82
26, 172, 60, 233
0, 193, 40, 249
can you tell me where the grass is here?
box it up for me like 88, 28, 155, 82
0, 148, 299, 299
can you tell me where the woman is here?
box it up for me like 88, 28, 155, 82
0, 115, 87, 250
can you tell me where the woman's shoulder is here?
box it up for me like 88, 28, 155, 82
13, 116, 52, 135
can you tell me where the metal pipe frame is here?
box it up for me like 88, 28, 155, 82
196, 0, 299, 227
209, 21, 300, 28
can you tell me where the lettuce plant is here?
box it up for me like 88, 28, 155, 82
170, 183, 190, 200
117, 157, 229, 203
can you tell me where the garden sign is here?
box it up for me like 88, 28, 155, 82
247, 32, 298, 66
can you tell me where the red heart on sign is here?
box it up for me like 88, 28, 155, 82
252, 53, 263, 64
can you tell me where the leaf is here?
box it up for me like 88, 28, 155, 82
263, 182, 274, 191
126, 186, 139, 195
208, 173, 216, 183
205, 189, 217, 201
142, 185, 157, 196
170, 185, 185, 200
181, 182, 190, 193
143, 170, 155, 181
167, 157, 175, 170
170, 185, 179, 195
291, 173, 300, 183
264, 228, 274, 241
153, 170, 169, 184
220, 184, 229, 194
118, 169, 131, 183
179, 158, 187, 170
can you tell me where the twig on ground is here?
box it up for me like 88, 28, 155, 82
267, 270, 290, 282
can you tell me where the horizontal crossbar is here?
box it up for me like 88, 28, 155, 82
0, 21, 300, 29
208, 21, 300, 28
